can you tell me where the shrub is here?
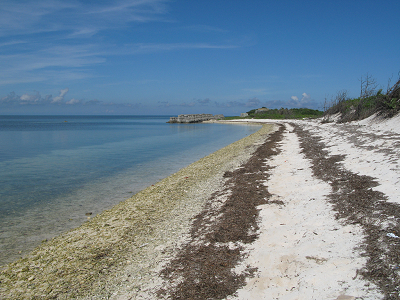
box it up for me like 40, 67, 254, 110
323, 75, 400, 122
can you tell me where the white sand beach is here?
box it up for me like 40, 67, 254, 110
226, 115, 400, 300
1, 115, 400, 299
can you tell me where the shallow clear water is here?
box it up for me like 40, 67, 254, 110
0, 115, 261, 265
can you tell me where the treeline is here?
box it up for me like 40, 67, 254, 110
323, 73, 400, 122
245, 107, 323, 119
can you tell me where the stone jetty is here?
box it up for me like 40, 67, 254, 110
167, 114, 224, 123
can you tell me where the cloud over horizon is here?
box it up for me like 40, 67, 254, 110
52, 88, 69, 103
0, 88, 323, 115
289, 92, 314, 107
1, 88, 89, 107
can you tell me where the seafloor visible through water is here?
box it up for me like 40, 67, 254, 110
0, 115, 261, 266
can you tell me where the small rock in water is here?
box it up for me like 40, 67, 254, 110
85, 212, 93, 216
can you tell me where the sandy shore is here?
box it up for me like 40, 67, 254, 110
1, 115, 400, 299
0, 123, 276, 299
226, 115, 400, 300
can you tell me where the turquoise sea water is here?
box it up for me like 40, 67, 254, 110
0, 115, 261, 265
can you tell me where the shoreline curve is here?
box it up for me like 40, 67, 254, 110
0, 124, 277, 299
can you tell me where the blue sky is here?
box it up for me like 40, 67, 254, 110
1, 0, 399, 115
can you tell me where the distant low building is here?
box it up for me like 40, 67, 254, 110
255, 107, 269, 114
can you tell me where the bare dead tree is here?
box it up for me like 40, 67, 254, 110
335, 89, 348, 104
360, 73, 378, 99
323, 90, 349, 117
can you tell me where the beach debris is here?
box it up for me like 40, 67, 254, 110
386, 232, 400, 238
305, 255, 327, 264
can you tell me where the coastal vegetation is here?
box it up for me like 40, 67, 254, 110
248, 107, 323, 119
226, 73, 400, 122
323, 73, 400, 122
225, 107, 323, 120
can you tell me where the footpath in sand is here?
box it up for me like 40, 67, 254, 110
227, 116, 400, 300
1, 116, 400, 299
231, 122, 375, 299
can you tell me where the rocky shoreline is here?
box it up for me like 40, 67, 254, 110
2, 114, 400, 299
0, 124, 276, 299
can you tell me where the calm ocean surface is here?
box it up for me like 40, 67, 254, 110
0, 115, 261, 265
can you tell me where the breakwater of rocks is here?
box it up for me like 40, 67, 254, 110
167, 114, 224, 123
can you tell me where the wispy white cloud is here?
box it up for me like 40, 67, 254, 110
3, 46, 104, 72
288, 92, 314, 107
0, 39, 238, 85
20, 92, 41, 103
0, 1, 77, 37
66, 98, 80, 105
86, 0, 170, 22
0, 0, 171, 82
0, 40, 28, 48
52, 88, 69, 103
301, 92, 310, 101
291, 96, 299, 101
0, 44, 105, 85
0, 0, 170, 37
0, 89, 151, 114
0, 0, 239, 86
67, 28, 99, 38
121, 42, 238, 54
0, 89, 126, 108
1, 91, 48, 105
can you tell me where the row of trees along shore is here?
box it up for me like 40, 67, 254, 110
243, 107, 323, 119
